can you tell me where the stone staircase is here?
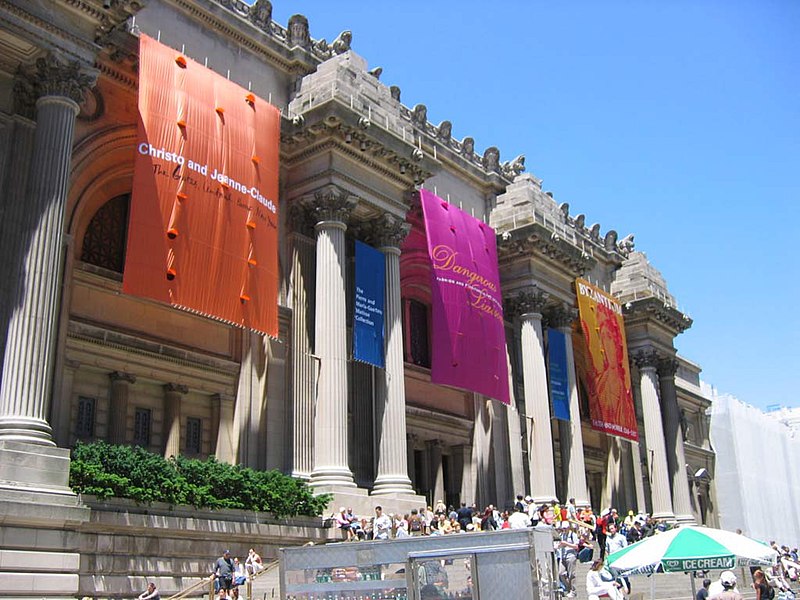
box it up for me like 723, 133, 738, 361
248, 562, 281, 600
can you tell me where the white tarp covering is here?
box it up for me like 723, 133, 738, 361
709, 390, 800, 545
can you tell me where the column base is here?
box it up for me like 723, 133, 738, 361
0, 416, 56, 446
651, 510, 677, 521
532, 494, 559, 505
674, 513, 696, 524
310, 467, 356, 489
372, 474, 414, 496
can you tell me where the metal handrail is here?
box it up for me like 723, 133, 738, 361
164, 575, 214, 600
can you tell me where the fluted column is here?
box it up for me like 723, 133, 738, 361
659, 357, 695, 523
0, 54, 96, 445
287, 207, 316, 480
308, 187, 356, 487
407, 434, 417, 489
212, 393, 235, 463
428, 439, 445, 506
634, 350, 675, 520
51, 358, 79, 447
108, 372, 136, 445
373, 214, 413, 495
163, 383, 188, 458
559, 318, 591, 508
458, 444, 475, 506
509, 289, 557, 504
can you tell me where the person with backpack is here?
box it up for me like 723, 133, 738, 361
754, 569, 775, 600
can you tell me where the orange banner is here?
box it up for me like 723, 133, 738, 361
573, 278, 638, 441
123, 35, 280, 337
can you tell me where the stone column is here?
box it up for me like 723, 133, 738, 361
458, 444, 475, 506
108, 372, 136, 445
427, 439, 445, 506
373, 214, 413, 495
634, 350, 675, 520
407, 434, 418, 490
163, 383, 188, 459
556, 312, 591, 508
50, 358, 80, 447
0, 54, 96, 445
504, 334, 526, 499
308, 186, 357, 487
658, 357, 695, 523
212, 393, 235, 463
287, 207, 316, 480
509, 289, 557, 504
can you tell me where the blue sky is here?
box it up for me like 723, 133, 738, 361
268, 1, 799, 409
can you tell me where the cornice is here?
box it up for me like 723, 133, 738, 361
623, 296, 692, 335
496, 221, 596, 277
168, 0, 314, 75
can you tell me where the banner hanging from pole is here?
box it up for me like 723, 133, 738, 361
123, 35, 280, 337
353, 240, 385, 368
419, 189, 509, 404
547, 327, 571, 421
573, 278, 638, 441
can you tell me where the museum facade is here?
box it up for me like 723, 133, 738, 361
0, 0, 716, 595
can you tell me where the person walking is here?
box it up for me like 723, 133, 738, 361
212, 550, 235, 595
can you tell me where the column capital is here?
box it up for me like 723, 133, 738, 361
304, 185, 358, 225
109, 371, 136, 385
14, 52, 98, 118
426, 438, 445, 450
212, 392, 235, 404
544, 304, 579, 330
633, 348, 661, 371
504, 287, 549, 319
657, 357, 679, 378
164, 383, 189, 395
373, 213, 411, 250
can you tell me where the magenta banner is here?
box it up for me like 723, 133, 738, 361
420, 189, 510, 404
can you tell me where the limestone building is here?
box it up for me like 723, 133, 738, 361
0, 0, 717, 592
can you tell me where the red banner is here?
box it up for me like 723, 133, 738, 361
123, 35, 280, 336
573, 278, 638, 441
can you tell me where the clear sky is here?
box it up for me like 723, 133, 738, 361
268, 1, 800, 410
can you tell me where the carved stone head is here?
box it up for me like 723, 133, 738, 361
482, 146, 500, 171
288, 14, 310, 48
411, 103, 427, 127
249, 0, 272, 31
389, 85, 401, 101
461, 137, 475, 157
437, 120, 452, 142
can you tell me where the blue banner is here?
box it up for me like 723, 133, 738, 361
548, 328, 570, 421
354, 241, 385, 368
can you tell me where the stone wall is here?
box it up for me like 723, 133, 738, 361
0, 492, 335, 600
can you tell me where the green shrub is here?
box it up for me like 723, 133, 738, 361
69, 441, 331, 517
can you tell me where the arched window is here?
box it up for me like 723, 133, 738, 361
80, 194, 130, 273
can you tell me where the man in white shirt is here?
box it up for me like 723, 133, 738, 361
508, 506, 531, 529
605, 523, 628, 557
373, 506, 392, 540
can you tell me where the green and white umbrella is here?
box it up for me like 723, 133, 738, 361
607, 526, 778, 575
607, 526, 778, 600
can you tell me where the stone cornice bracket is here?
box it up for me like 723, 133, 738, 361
305, 185, 358, 225
14, 51, 99, 118
373, 213, 411, 250
164, 383, 189, 394
632, 348, 662, 371
545, 304, 579, 330
504, 288, 550, 320
95, 0, 151, 45
657, 357, 679, 379
623, 297, 693, 335
109, 371, 137, 384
